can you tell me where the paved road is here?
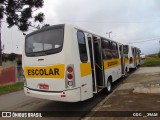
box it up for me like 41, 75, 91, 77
0, 89, 107, 120
0, 70, 130, 120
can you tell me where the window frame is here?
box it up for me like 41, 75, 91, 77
25, 25, 64, 57
111, 42, 119, 59
77, 30, 88, 63
101, 38, 112, 60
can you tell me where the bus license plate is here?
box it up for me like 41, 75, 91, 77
39, 84, 49, 90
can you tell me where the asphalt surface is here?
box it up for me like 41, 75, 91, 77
0, 86, 107, 120
0, 76, 127, 120
0, 67, 139, 120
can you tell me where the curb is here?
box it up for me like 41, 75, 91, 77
81, 84, 122, 120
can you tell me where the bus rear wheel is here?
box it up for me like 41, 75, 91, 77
105, 78, 112, 94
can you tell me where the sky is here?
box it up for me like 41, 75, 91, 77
1, 0, 160, 54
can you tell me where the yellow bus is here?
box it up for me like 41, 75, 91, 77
23, 24, 139, 102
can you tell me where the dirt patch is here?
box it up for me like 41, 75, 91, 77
100, 89, 160, 111
89, 89, 160, 120
123, 73, 160, 84
118, 67, 160, 92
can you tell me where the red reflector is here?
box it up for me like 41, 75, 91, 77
39, 84, 49, 90
67, 74, 73, 79
67, 67, 73, 73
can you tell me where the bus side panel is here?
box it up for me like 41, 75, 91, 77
74, 30, 93, 101
104, 67, 112, 86
63, 25, 81, 90
103, 59, 121, 84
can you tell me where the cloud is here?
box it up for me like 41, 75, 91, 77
1, 0, 160, 54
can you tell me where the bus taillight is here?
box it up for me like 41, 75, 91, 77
67, 67, 73, 73
67, 74, 73, 79
65, 65, 75, 88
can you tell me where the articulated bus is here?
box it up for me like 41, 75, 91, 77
23, 24, 139, 102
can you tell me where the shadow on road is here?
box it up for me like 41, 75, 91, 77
30, 68, 138, 118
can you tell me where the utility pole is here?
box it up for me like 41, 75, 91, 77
106, 31, 112, 38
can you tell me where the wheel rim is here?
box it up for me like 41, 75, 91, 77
107, 80, 111, 92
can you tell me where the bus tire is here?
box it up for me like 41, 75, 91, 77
124, 67, 128, 77
105, 77, 112, 94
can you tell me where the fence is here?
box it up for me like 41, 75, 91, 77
16, 61, 23, 82
0, 66, 16, 86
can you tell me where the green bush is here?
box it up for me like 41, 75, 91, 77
147, 53, 158, 58
141, 57, 160, 67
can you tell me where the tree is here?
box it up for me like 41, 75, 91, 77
0, 0, 45, 65
0, 0, 44, 31
8, 53, 16, 61
41, 24, 50, 29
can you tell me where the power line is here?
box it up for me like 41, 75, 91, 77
129, 39, 160, 44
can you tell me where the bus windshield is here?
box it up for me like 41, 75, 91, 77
25, 26, 64, 57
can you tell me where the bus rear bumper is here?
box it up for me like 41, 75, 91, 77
24, 87, 81, 102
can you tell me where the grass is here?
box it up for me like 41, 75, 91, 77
0, 82, 24, 95
147, 53, 158, 58
141, 57, 160, 67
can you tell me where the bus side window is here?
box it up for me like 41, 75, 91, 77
111, 42, 119, 59
101, 39, 112, 60
77, 31, 88, 62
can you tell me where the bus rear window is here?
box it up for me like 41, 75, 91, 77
25, 26, 64, 57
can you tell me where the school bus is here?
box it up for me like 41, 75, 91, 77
119, 44, 130, 76
128, 45, 141, 69
22, 24, 140, 102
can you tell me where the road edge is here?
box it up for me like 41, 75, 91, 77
81, 83, 122, 120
